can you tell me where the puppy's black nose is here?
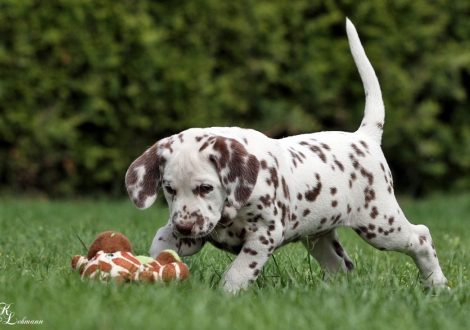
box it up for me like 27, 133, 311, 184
175, 223, 193, 236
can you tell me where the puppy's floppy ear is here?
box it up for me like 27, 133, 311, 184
125, 143, 164, 209
208, 137, 260, 209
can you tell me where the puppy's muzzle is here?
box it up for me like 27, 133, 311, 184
175, 223, 193, 236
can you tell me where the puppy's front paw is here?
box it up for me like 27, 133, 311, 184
221, 278, 248, 294
424, 274, 450, 292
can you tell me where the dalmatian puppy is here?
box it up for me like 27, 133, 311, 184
125, 19, 448, 293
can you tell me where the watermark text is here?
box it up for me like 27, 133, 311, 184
0, 302, 43, 325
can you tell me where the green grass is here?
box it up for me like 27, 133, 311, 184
1, 194, 469, 330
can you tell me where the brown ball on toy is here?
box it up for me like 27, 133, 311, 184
87, 231, 132, 260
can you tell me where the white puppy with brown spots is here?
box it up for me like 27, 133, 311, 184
125, 19, 448, 293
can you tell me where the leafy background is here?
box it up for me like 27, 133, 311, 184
1, 0, 469, 197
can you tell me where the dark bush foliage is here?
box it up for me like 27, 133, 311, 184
1, 0, 469, 196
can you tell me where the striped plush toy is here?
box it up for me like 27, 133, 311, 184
71, 231, 189, 283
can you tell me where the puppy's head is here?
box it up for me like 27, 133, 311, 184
125, 129, 260, 238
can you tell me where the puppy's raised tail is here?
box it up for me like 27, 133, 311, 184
346, 18, 385, 145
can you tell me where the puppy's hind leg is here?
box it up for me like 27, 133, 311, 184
302, 229, 354, 280
354, 210, 448, 289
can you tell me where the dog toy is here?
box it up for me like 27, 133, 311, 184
71, 231, 189, 283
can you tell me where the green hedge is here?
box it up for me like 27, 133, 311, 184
1, 0, 469, 196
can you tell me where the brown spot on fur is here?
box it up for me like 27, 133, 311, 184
321, 143, 330, 150
260, 160, 268, 169
259, 236, 269, 245
243, 247, 258, 255
351, 143, 366, 157
349, 154, 360, 169
358, 226, 368, 233
288, 149, 304, 167
259, 194, 271, 207
178, 133, 184, 143
305, 181, 322, 202
311, 145, 327, 162
360, 168, 374, 186
331, 214, 341, 224
370, 206, 379, 219
160, 137, 174, 153
199, 140, 212, 152
366, 232, 377, 239
419, 236, 427, 245
364, 187, 376, 207
334, 159, 345, 172
299, 141, 328, 163
281, 177, 290, 200
360, 140, 369, 150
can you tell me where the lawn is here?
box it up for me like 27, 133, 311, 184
0, 193, 469, 329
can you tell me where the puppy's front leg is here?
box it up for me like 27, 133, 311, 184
149, 223, 206, 258
221, 236, 277, 293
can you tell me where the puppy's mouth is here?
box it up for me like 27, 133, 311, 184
173, 221, 215, 239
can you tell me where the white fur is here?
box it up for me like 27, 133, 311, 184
126, 19, 448, 293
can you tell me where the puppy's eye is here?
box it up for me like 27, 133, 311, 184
199, 184, 213, 195
165, 186, 176, 195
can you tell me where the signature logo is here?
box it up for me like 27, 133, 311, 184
0, 302, 43, 325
